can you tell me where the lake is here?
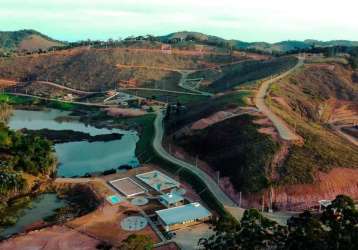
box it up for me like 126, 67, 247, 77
8, 109, 140, 177
0, 193, 66, 238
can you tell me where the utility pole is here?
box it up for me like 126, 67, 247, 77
261, 194, 265, 212
239, 191, 242, 207
217, 171, 220, 185
195, 155, 198, 168
269, 187, 273, 213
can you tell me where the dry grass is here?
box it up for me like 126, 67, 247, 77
18, 35, 63, 52
268, 63, 358, 185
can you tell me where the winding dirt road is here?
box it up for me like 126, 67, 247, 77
255, 57, 304, 141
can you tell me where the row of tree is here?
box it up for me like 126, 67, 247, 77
199, 195, 358, 250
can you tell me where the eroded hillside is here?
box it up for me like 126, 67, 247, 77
0, 47, 246, 91
166, 60, 358, 210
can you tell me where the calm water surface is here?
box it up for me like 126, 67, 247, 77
8, 109, 140, 177
0, 193, 66, 238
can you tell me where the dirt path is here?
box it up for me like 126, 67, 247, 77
255, 57, 304, 141
331, 124, 358, 147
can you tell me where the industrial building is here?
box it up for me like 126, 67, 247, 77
136, 170, 180, 192
155, 202, 212, 232
159, 192, 184, 208
109, 177, 147, 197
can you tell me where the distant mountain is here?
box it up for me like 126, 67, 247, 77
304, 39, 358, 47
2, 29, 357, 54
158, 31, 358, 53
0, 29, 64, 52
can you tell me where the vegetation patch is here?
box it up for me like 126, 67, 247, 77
165, 91, 249, 133
268, 64, 358, 185
207, 56, 298, 92
200, 195, 358, 250
173, 115, 278, 193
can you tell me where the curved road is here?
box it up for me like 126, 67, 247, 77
255, 57, 304, 141
152, 110, 245, 218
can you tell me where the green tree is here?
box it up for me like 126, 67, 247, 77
0, 103, 13, 124
119, 234, 153, 250
199, 195, 358, 250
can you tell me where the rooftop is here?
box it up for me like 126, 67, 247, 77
159, 192, 184, 205
155, 203, 212, 226
136, 170, 180, 192
109, 177, 147, 197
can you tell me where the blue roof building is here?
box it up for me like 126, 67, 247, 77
159, 192, 184, 208
155, 202, 212, 231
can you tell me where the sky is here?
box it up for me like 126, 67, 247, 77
1, 0, 358, 43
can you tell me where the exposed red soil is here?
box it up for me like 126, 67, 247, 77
0, 225, 100, 250
0, 79, 16, 88
245, 168, 358, 211
326, 99, 358, 125
66, 201, 160, 246
105, 107, 146, 117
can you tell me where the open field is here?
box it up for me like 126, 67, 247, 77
0, 225, 100, 250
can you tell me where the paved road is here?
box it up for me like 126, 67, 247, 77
255, 57, 304, 141
152, 110, 245, 219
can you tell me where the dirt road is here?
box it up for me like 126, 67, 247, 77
255, 57, 304, 141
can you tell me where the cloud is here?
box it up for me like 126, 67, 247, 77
0, 0, 357, 42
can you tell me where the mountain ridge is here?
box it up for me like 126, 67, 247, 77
1, 29, 358, 54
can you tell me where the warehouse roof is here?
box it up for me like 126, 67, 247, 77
159, 192, 184, 205
155, 203, 211, 226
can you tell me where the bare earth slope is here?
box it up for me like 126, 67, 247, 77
0, 47, 245, 91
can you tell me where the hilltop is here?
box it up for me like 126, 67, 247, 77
0, 29, 64, 53
1, 29, 358, 54
158, 31, 358, 53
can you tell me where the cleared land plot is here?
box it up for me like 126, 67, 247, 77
122, 89, 208, 104
109, 177, 147, 197
67, 201, 160, 246
136, 170, 180, 192
0, 225, 100, 250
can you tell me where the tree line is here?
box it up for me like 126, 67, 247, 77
199, 195, 358, 250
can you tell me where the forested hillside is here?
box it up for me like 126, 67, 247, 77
0, 104, 55, 200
